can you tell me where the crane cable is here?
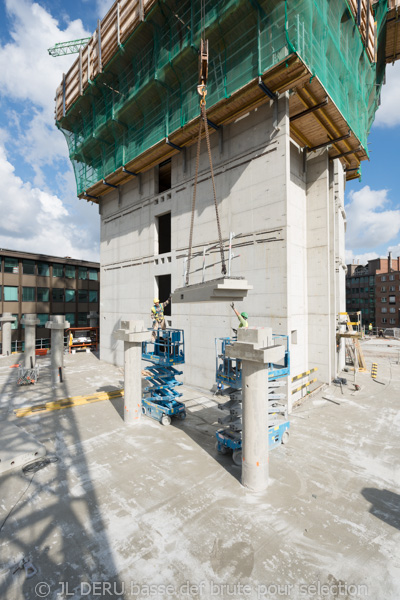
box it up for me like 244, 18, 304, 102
186, 3, 226, 286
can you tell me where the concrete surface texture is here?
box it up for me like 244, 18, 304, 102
0, 339, 399, 600
98, 94, 346, 397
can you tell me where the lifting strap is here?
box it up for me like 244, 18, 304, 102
186, 39, 226, 286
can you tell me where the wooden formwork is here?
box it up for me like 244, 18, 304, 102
347, 0, 376, 62
386, 0, 400, 63
55, 0, 157, 121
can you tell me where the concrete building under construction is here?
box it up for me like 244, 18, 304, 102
55, 0, 400, 396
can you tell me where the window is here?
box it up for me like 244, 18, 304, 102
156, 212, 171, 254
389, 274, 395, 281
78, 267, 87, 280
390, 286, 395, 292
381, 307, 387, 313
390, 318, 396, 324
364, 308, 369, 314
52, 288, 64, 302
155, 274, 171, 316
381, 287, 386, 292
4, 257, 18, 273
389, 296, 396, 304
37, 314, 49, 327
78, 289, 88, 302
65, 265, 75, 279
89, 290, 98, 303
22, 287, 35, 302
382, 317, 387, 323
4, 286, 18, 301
37, 262, 49, 276
65, 313, 75, 326
89, 268, 98, 281
390, 308, 396, 313
22, 259, 35, 275
78, 312, 87, 326
381, 276, 386, 281
11, 315, 18, 330
65, 289, 76, 303
381, 298, 387, 303
158, 158, 171, 192
37, 288, 49, 302
53, 263, 64, 277
365, 287, 369, 293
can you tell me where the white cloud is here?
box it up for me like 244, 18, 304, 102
96, 0, 113, 19
374, 62, 400, 128
345, 249, 379, 265
345, 185, 400, 250
0, 1, 88, 117
0, 1, 90, 183
0, 145, 99, 262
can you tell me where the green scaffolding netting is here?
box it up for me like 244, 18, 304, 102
57, 0, 388, 196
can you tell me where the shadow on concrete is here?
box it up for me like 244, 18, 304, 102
0, 355, 123, 599
361, 488, 400, 530
171, 391, 242, 484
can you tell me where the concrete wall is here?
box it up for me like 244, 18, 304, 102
99, 95, 345, 393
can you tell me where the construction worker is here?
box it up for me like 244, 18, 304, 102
230, 302, 248, 328
369, 323, 373, 335
151, 296, 171, 340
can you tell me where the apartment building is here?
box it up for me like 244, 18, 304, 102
0, 249, 100, 347
346, 254, 400, 328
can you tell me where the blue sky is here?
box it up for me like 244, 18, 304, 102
0, 0, 399, 264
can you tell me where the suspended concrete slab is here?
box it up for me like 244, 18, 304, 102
171, 277, 253, 303
0, 420, 46, 475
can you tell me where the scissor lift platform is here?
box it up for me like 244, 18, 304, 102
141, 329, 186, 425
215, 334, 290, 463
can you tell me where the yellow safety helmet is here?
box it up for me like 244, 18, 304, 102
153, 298, 160, 304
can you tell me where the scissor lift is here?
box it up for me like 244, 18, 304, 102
215, 335, 290, 464
141, 329, 186, 425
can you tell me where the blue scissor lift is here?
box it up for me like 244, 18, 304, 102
141, 329, 186, 426
215, 334, 291, 464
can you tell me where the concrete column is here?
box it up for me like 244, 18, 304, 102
87, 311, 99, 328
46, 315, 70, 384
21, 314, 40, 368
226, 327, 285, 492
0, 313, 16, 356
113, 321, 151, 424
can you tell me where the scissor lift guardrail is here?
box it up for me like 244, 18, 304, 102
141, 329, 186, 426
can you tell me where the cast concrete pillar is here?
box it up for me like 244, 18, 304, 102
113, 321, 151, 424
87, 311, 99, 328
226, 327, 285, 492
0, 313, 16, 356
46, 315, 69, 384
21, 314, 40, 368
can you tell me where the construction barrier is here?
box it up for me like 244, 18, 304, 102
291, 378, 317, 395
291, 367, 318, 384
371, 363, 378, 380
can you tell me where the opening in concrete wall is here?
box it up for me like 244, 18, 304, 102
158, 159, 171, 193
156, 213, 171, 255
156, 275, 171, 316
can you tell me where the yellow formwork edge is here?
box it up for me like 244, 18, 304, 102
291, 367, 318, 383
291, 378, 317, 395
15, 389, 124, 418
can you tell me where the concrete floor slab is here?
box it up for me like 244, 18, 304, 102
0, 343, 399, 599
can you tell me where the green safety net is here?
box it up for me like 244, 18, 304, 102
57, 0, 388, 196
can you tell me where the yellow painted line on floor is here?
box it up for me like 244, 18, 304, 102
15, 389, 124, 418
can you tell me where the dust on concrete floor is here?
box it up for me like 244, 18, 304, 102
0, 344, 399, 600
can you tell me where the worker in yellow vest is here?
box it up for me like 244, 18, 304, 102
368, 323, 373, 335
230, 302, 248, 328
151, 296, 171, 340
